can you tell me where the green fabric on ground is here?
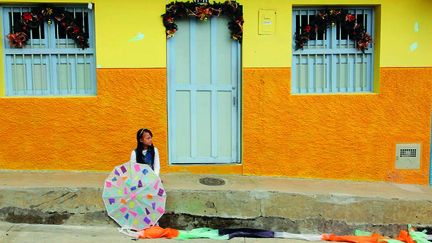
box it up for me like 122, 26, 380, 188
383, 240, 405, 243
354, 229, 373, 236
176, 228, 229, 240
408, 225, 432, 243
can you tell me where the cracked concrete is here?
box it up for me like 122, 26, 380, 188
0, 170, 431, 235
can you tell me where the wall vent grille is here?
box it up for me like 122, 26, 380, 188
396, 144, 421, 169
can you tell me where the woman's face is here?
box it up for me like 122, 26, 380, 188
140, 132, 153, 147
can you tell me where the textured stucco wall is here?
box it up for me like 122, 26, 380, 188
0, 68, 430, 184
0, 69, 241, 174
242, 67, 432, 184
0, 69, 167, 171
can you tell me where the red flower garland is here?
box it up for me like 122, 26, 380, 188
7, 6, 89, 49
295, 9, 372, 53
162, 1, 243, 43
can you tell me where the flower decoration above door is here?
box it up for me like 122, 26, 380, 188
295, 9, 373, 52
7, 6, 89, 49
162, 1, 244, 43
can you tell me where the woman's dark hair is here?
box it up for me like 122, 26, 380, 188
135, 128, 155, 166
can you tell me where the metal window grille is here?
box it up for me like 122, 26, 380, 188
2, 6, 96, 96
400, 149, 417, 158
292, 7, 374, 94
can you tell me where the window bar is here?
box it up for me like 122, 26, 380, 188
11, 8, 15, 34
347, 9, 351, 49
338, 16, 342, 49
347, 53, 352, 91
338, 54, 342, 92
354, 9, 358, 49
46, 26, 52, 94
314, 10, 318, 92
82, 9, 88, 91
9, 8, 15, 94
31, 55, 35, 94
338, 12, 342, 92
306, 10, 309, 49
354, 9, 357, 91
19, 7, 29, 95
29, 8, 36, 94
322, 9, 326, 49
48, 54, 53, 94
56, 19, 62, 94
314, 54, 319, 92
306, 10, 310, 92
298, 10, 302, 93
316, 9, 321, 49
12, 55, 17, 93
39, 21, 44, 94
65, 12, 70, 95
323, 55, 326, 91
360, 9, 365, 91
73, 8, 78, 93
29, 21, 33, 48
323, 30, 326, 49
38, 20, 42, 48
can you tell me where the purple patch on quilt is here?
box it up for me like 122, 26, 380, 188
157, 188, 164, 196
144, 217, 151, 224
120, 166, 127, 173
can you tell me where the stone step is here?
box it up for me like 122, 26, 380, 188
0, 170, 431, 236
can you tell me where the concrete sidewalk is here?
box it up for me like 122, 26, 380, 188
0, 170, 431, 236
0, 222, 327, 243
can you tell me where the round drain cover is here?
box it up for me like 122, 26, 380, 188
199, 177, 225, 186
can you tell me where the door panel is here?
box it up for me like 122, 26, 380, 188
168, 17, 240, 164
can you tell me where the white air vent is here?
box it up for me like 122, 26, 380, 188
395, 143, 421, 169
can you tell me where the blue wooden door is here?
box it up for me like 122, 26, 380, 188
167, 17, 240, 164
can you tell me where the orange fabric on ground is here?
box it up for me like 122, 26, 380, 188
396, 230, 415, 243
322, 233, 385, 243
138, 226, 179, 239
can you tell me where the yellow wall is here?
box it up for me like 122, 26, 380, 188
94, 0, 166, 68
243, 0, 432, 67
1, 0, 431, 68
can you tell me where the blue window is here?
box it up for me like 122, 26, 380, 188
1, 5, 96, 96
292, 7, 374, 94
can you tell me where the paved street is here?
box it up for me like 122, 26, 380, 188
0, 222, 327, 243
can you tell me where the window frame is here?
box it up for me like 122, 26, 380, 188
1, 4, 97, 97
292, 7, 375, 94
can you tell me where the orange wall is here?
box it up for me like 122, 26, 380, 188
0, 69, 166, 171
0, 69, 242, 174
243, 67, 432, 184
0, 68, 430, 184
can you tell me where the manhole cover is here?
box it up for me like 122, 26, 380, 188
199, 177, 225, 186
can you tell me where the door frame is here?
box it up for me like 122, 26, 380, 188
166, 18, 242, 165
